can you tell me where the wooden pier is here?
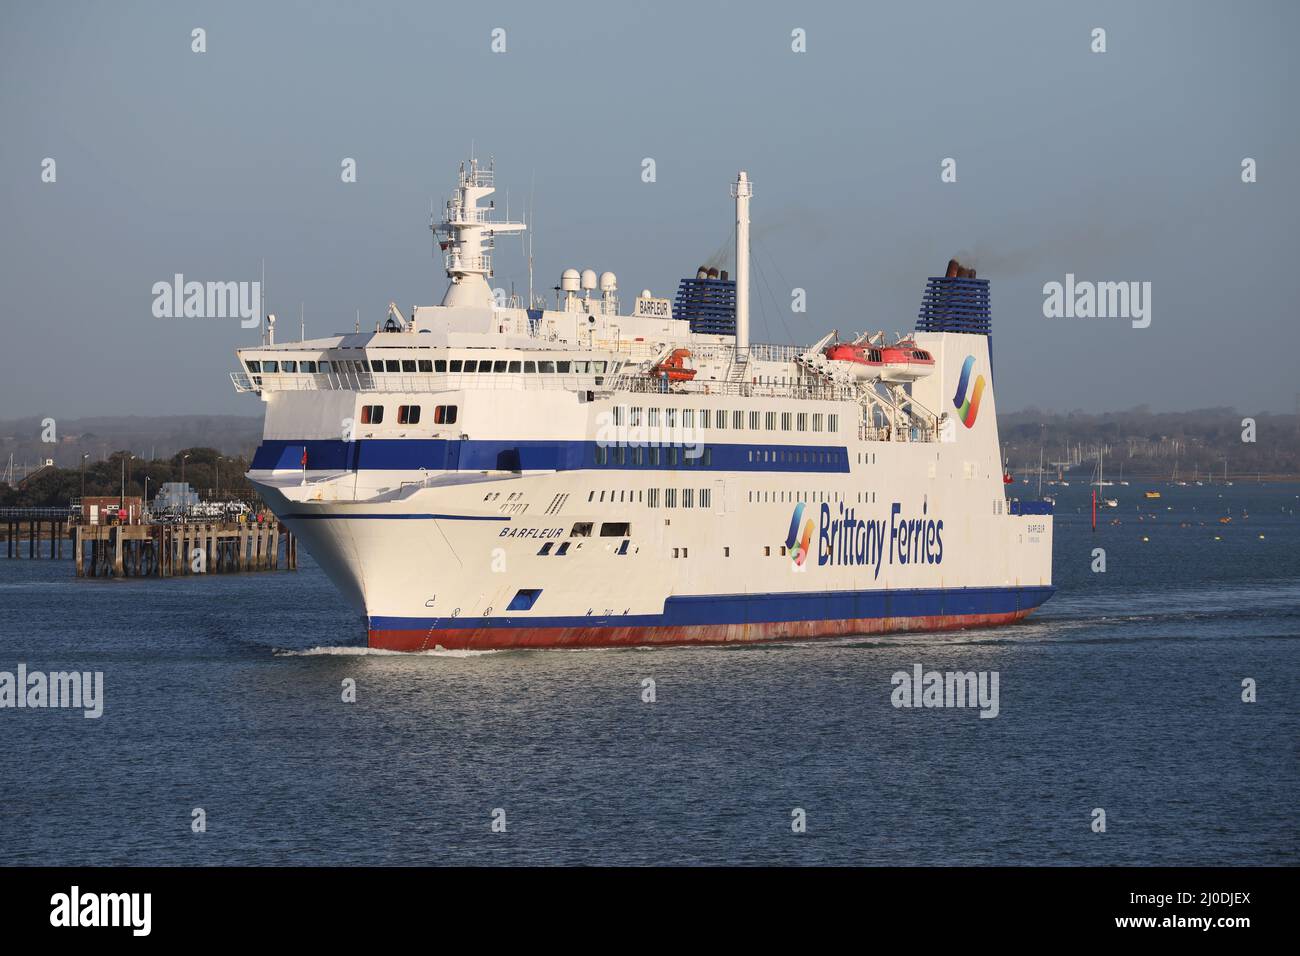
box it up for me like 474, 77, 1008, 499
72, 521, 297, 577
0, 509, 297, 578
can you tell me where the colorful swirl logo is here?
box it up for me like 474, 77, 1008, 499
952, 354, 986, 428
785, 502, 814, 566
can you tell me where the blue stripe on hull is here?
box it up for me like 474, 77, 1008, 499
369, 584, 1055, 631
251, 438, 850, 473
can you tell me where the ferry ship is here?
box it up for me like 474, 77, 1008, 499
234, 158, 1054, 650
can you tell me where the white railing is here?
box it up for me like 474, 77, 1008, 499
608, 374, 858, 403
231, 370, 610, 395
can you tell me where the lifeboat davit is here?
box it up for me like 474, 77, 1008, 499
822, 343, 883, 381
651, 348, 696, 382
879, 341, 935, 383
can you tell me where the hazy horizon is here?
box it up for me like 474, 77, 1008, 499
2, 0, 1297, 419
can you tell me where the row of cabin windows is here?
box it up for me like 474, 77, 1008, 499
245, 357, 615, 375
749, 490, 844, 504
594, 446, 713, 467
610, 407, 838, 433
585, 488, 713, 509
358, 404, 458, 425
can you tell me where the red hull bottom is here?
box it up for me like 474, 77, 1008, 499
368, 608, 1037, 652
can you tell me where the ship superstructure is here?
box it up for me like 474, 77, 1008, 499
234, 158, 1054, 650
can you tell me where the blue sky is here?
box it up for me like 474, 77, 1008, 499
2, 0, 1296, 416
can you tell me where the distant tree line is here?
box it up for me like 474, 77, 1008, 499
0, 448, 257, 509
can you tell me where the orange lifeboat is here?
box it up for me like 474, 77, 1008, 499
879, 340, 935, 383
822, 342, 883, 381
651, 348, 696, 382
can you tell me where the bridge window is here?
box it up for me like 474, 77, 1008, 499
449, 360, 463, 372
556, 360, 571, 373
508, 361, 521, 373
402, 360, 417, 372
385, 360, 400, 372
245, 360, 261, 373
418, 359, 433, 372
539, 360, 556, 373
263, 361, 279, 372
434, 359, 447, 372
494, 361, 508, 372
524, 361, 536, 373
282, 360, 297, 372
600, 522, 630, 536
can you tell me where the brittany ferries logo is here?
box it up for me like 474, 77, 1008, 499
784, 502, 945, 577
952, 355, 986, 428
785, 502, 814, 566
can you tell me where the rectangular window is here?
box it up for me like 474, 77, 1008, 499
749, 411, 760, 430
666, 408, 678, 429
301, 360, 317, 373
649, 446, 660, 466
571, 522, 593, 537
782, 412, 793, 431
494, 361, 508, 372
317, 360, 330, 373
682, 488, 694, 509
402, 359, 417, 372
418, 359, 433, 372
595, 446, 607, 465
434, 359, 447, 372
732, 410, 743, 430
360, 405, 371, 425
369, 359, 383, 372
398, 405, 409, 424
698, 409, 709, 429
765, 412, 776, 430
281, 360, 297, 372
524, 361, 536, 373
648, 408, 660, 427
245, 360, 261, 373
613, 406, 625, 426
556, 360, 571, 373
715, 409, 726, 429
600, 522, 630, 537
813, 413, 823, 432
508, 360, 521, 373
797, 413, 808, 431
666, 488, 677, 508
384, 360, 399, 372
538, 360, 556, 373
700, 488, 712, 508
647, 488, 660, 508
682, 409, 694, 428
630, 407, 642, 426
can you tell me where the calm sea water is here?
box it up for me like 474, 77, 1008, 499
2, 482, 1297, 865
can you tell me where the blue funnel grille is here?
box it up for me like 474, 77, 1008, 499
915, 276, 991, 335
